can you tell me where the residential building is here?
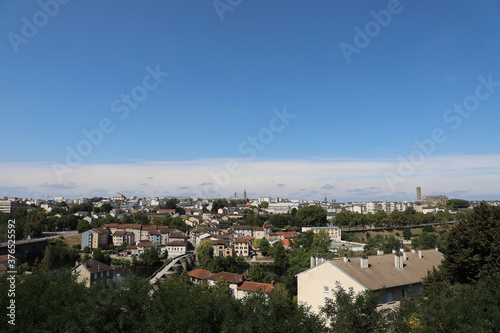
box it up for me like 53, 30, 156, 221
297, 249, 444, 314
72, 261, 114, 287
237, 280, 275, 299
231, 226, 252, 239
233, 238, 250, 257
207, 272, 245, 297
187, 268, 212, 284
252, 227, 265, 240
81, 228, 109, 250
112, 231, 135, 246
0, 200, 26, 213
302, 226, 341, 242
166, 241, 188, 258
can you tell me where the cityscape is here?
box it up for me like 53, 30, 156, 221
2, 1, 500, 332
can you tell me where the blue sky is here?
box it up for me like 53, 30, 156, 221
1, 0, 499, 201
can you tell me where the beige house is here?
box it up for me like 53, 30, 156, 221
112, 230, 135, 246
297, 249, 444, 314
302, 226, 341, 242
166, 241, 188, 258
233, 238, 250, 257
72, 261, 114, 287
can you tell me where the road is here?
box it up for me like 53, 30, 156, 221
0, 230, 79, 247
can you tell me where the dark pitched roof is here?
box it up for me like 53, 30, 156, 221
78, 261, 113, 274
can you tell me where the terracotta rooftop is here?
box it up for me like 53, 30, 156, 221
142, 225, 158, 230
91, 228, 108, 234
208, 272, 245, 284
328, 249, 444, 290
166, 241, 188, 247
187, 269, 212, 280
117, 224, 142, 229
102, 223, 120, 228
238, 281, 274, 293
234, 238, 248, 243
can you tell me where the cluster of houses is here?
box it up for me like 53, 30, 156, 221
81, 224, 189, 259
187, 269, 275, 299
80, 220, 307, 260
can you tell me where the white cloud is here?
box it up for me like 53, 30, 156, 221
0, 155, 499, 201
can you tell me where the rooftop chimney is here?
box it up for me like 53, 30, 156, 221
343, 254, 349, 263
310, 254, 316, 268
377, 248, 384, 255
360, 255, 369, 269
418, 248, 423, 259
411, 247, 416, 254
392, 248, 396, 254
435, 246, 439, 252
395, 253, 401, 269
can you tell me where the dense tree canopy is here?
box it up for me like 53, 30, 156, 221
297, 206, 327, 227
446, 199, 470, 210
440, 203, 500, 284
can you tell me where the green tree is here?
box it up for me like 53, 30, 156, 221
249, 264, 271, 283
402, 228, 412, 240
440, 202, 500, 284
268, 214, 291, 229
446, 199, 470, 210
297, 206, 327, 227
211, 199, 229, 213
272, 241, 288, 275
260, 201, 269, 208
196, 240, 214, 269
312, 230, 331, 251
321, 285, 388, 333
92, 248, 111, 265
133, 211, 149, 225
139, 247, 161, 266
254, 237, 271, 256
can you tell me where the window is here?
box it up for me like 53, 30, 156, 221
387, 292, 394, 303
323, 286, 329, 293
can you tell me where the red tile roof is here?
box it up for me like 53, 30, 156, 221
187, 269, 212, 280
166, 241, 188, 247
238, 281, 274, 293
208, 272, 245, 284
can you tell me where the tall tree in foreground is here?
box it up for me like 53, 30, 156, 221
321, 285, 388, 333
439, 202, 500, 284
